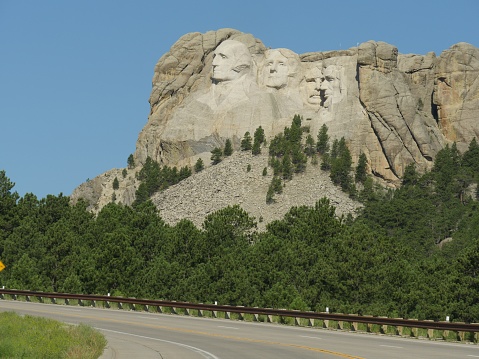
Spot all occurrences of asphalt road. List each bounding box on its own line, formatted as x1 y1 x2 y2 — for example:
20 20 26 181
1 300 477 358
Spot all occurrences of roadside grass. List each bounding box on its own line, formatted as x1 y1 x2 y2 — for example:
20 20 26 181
0 311 106 358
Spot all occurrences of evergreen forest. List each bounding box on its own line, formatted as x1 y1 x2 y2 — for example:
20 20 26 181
1 118 479 324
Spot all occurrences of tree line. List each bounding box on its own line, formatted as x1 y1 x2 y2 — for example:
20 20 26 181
1 126 479 323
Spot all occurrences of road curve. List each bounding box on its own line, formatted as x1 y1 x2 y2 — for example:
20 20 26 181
1 300 477 358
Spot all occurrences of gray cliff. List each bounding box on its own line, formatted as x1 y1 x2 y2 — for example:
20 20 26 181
71 29 479 223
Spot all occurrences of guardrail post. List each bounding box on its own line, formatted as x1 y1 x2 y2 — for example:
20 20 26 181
349 314 358 332
37 296 44 303
267 314 273 323
425 320 434 338
197 308 203 317
144 304 149 312
51 297 56 304
184 308 189 315
212 310 217 318
26 295 31 302
225 311 230 320
323 319 329 329
379 317 389 334
78 299 83 306
253 313 259 322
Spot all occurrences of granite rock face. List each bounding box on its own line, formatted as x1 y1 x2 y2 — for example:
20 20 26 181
71 29 479 218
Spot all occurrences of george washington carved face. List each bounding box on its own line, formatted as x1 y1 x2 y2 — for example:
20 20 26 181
211 40 251 82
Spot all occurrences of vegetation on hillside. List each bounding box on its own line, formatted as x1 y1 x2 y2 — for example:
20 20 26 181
0 311 106 358
1 125 479 324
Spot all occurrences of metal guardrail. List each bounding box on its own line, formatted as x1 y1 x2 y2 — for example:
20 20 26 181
1 288 478 341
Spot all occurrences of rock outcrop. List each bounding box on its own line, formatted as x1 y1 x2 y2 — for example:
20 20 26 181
151 151 361 232
71 29 479 223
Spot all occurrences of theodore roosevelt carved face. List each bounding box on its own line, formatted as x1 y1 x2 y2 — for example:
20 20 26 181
304 65 323 106
211 40 252 82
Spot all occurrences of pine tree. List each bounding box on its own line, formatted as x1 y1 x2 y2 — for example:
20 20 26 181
291 145 307 173
127 154 135 169
252 126 265 155
179 166 192 180
253 126 265 145
211 147 223 165
224 139 233 156
330 137 352 191
320 152 331 171
402 163 418 186
241 132 253 151
316 124 330 155
194 158 205 172
462 138 479 175
113 177 119 190
282 153 293 180
252 139 261 155
355 152 368 184
305 134 316 157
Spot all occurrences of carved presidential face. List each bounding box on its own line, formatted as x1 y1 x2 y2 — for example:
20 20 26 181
212 40 251 82
304 66 323 105
263 50 289 89
320 65 343 108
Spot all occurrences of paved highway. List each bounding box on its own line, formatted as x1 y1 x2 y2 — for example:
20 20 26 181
1 300 477 358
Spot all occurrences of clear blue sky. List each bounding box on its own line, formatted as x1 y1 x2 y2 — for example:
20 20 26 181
1 0 478 199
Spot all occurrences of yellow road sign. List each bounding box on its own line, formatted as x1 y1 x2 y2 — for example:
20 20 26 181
0 261 5 272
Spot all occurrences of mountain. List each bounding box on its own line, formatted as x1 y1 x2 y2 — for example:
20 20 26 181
71 28 479 225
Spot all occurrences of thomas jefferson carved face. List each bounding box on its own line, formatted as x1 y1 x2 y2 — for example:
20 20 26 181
263 49 301 90
212 40 251 82
263 50 289 89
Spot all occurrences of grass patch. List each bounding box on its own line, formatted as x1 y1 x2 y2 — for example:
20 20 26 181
0 311 106 359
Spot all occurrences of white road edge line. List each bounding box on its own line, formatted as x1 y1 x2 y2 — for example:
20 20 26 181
380 345 403 349
217 325 239 330
299 335 322 340
98 328 220 359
